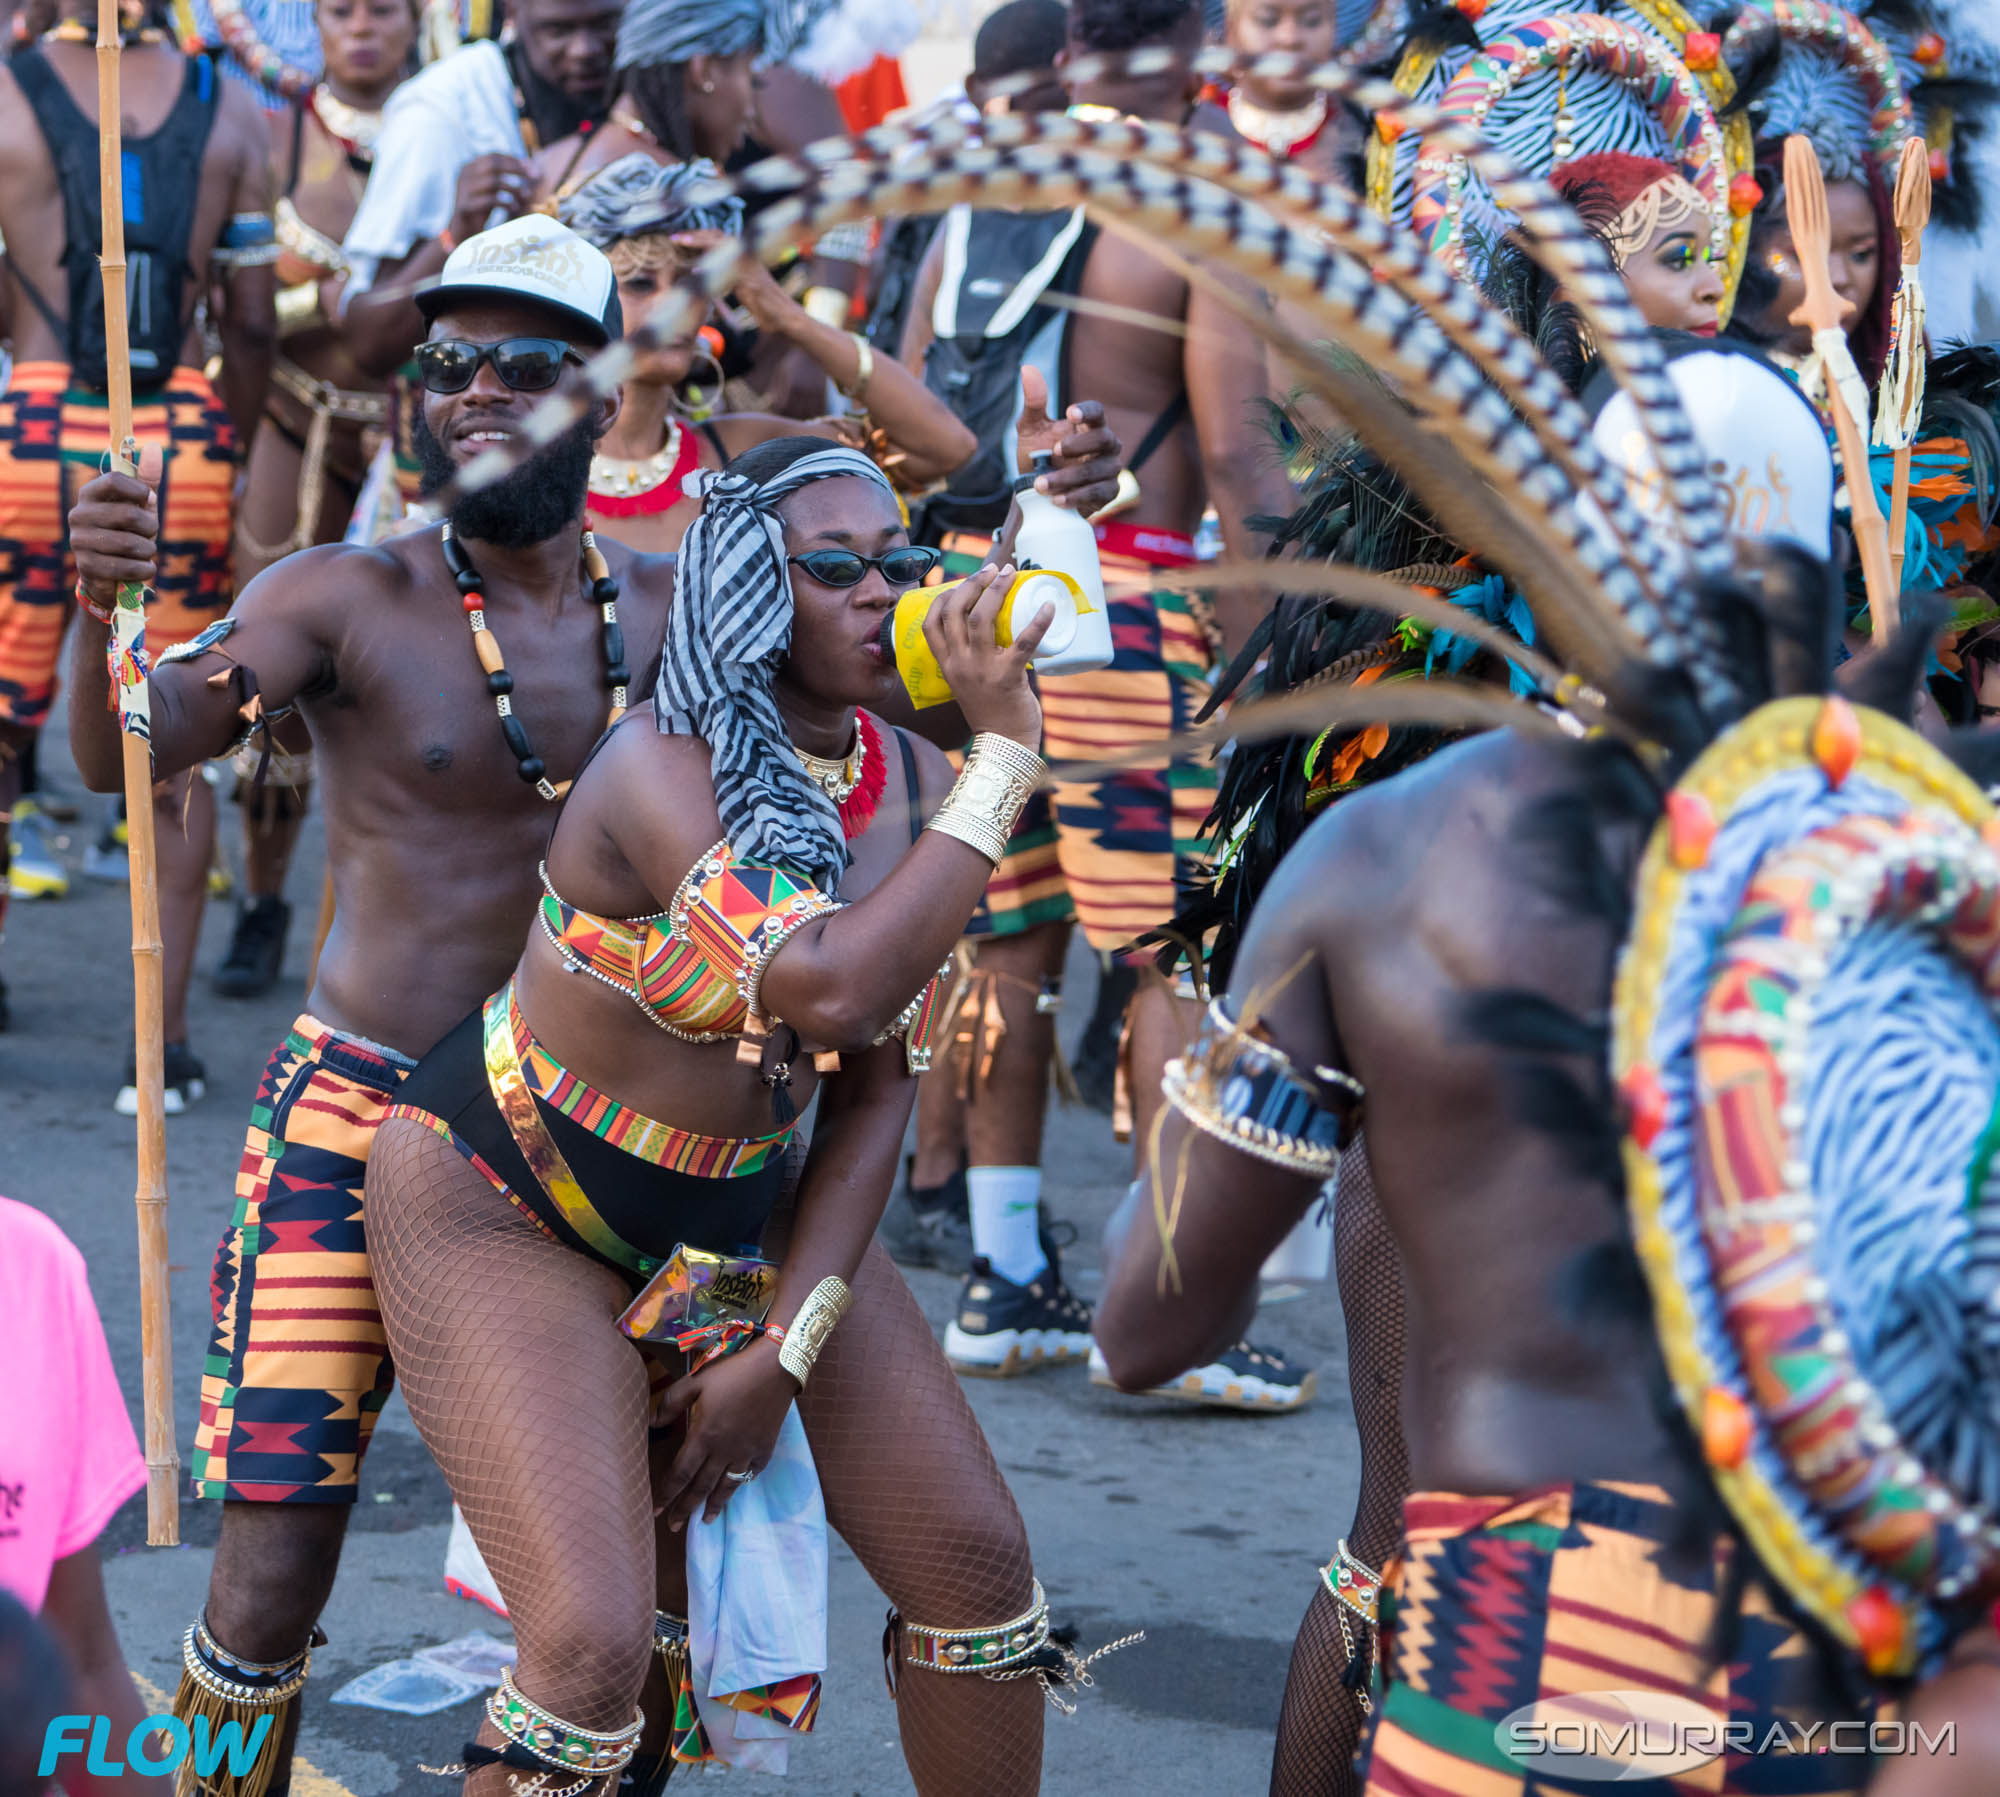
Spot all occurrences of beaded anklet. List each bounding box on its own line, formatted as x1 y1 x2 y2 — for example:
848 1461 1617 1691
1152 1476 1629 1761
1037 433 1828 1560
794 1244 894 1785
884 1582 1143 1714
1321 1540 1384 1713
179 1612 314 1705
486 1666 644 1780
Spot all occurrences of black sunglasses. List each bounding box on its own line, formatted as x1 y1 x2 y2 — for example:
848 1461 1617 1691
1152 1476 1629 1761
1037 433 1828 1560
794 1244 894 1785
786 546 942 589
416 337 580 395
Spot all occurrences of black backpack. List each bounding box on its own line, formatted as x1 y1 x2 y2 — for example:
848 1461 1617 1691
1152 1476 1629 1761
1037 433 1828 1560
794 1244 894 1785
10 47 220 393
917 204 1096 533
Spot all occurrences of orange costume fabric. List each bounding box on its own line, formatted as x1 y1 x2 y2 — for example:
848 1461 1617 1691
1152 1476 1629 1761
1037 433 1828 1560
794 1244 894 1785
0 361 235 729
1358 1482 1879 1795
944 522 1218 962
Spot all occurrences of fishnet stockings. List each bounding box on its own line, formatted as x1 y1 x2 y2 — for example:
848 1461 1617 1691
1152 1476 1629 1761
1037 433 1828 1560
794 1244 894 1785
1333 1141 1410 1571
782 1226 1046 1796
368 1120 655 1795
369 1124 1044 1795
1270 1139 1409 1797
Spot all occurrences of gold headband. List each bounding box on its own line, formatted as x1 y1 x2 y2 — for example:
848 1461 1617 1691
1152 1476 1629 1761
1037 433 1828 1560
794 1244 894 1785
1607 174 1710 268
605 232 694 281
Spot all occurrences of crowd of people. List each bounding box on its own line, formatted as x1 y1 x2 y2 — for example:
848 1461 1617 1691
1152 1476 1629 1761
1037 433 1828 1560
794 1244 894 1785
4 0 2000 1790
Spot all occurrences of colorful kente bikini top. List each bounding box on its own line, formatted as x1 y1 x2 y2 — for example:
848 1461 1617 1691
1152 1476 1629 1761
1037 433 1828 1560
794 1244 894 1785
537 839 949 1073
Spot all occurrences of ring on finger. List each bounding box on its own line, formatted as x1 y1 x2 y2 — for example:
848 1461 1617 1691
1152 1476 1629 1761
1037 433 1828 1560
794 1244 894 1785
724 1467 756 1485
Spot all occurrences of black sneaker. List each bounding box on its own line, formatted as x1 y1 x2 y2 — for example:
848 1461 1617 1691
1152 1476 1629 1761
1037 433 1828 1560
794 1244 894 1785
879 1155 974 1273
1071 959 1138 1114
213 895 292 998
1090 1338 1317 1413
115 1041 207 1116
945 1246 1095 1377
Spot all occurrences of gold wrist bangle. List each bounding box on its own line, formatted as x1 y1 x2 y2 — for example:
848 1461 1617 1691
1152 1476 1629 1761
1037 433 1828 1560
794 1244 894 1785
775 1274 853 1386
925 733 1046 867
837 331 874 405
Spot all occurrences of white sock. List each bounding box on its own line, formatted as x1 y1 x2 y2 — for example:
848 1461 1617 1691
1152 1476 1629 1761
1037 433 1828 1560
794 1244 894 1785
967 1166 1046 1285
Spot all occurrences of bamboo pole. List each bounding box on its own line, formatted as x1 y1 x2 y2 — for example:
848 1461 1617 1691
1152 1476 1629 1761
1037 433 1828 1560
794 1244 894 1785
97 0 179 1546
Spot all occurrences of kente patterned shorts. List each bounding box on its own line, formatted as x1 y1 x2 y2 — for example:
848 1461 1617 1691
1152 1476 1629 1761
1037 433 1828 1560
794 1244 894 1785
191 1017 413 1504
0 362 235 730
943 525 1219 962
1359 1481 1879 1795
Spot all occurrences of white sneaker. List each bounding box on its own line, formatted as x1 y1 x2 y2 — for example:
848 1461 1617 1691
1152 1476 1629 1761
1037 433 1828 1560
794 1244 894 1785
1088 1340 1317 1413
444 1505 509 1617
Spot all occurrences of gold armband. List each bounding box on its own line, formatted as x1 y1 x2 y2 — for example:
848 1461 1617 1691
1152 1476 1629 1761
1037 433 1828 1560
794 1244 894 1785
775 1274 852 1386
275 281 324 337
925 734 1046 867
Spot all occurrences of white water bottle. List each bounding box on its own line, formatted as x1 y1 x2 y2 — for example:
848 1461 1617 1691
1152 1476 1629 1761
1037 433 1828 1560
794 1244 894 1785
1009 452 1112 676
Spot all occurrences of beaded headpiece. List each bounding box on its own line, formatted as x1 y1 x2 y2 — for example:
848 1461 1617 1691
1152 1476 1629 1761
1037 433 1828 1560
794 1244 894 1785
1726 0 1916 184
1370 3 1754 306
1553 150 1709 265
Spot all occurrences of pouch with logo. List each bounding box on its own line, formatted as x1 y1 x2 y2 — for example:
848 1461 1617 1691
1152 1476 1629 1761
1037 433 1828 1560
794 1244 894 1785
617 1246 780 1369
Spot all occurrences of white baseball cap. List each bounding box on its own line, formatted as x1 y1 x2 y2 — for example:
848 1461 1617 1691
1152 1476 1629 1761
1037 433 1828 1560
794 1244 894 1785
1585 344 1835 557
417 215 624 346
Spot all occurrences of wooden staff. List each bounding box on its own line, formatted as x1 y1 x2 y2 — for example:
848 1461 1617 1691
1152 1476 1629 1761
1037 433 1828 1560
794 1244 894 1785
1886 137 1932 593
97 0 179 1546
1784 135 1898 639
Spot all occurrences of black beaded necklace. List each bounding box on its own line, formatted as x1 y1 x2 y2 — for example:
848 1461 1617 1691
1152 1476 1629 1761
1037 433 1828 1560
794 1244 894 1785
440 522 629 802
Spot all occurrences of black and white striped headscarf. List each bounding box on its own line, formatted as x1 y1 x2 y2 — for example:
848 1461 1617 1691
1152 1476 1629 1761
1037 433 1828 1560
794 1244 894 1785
656 446 899 893
557 154 745 249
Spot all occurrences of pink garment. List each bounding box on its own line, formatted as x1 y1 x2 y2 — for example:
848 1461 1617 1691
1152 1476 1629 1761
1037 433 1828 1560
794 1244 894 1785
0 1195 146 1612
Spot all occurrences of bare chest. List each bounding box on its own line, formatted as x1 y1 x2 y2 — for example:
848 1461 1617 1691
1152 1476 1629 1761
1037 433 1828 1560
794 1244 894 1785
308 591 640 823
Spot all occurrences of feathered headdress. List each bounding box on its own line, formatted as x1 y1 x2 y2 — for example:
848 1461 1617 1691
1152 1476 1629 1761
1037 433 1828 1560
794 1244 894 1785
392 54 2000 1679
1368 0 1756 305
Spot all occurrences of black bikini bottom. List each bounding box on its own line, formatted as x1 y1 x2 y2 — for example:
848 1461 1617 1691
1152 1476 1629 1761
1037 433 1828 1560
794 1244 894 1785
389 988 790 1282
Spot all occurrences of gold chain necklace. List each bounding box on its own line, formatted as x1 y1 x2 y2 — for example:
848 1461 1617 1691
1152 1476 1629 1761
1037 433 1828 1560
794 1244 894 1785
588 418 684 499
608 96 659 146
795 724 864 805
311 83 384 156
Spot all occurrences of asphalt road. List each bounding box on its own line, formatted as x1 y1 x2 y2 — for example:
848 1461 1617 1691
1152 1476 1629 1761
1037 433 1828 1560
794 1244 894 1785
2 743 1356 1797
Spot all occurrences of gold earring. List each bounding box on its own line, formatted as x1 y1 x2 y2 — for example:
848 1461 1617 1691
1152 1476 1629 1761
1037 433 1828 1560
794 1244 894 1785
674 347 726 421
700 79 715 93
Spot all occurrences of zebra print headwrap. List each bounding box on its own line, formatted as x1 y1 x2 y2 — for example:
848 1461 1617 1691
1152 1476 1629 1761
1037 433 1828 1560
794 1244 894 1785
655 445 899 893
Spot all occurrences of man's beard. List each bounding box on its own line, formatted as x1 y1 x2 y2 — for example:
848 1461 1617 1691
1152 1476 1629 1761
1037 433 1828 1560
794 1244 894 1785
414 411 598 551
506 40 603 143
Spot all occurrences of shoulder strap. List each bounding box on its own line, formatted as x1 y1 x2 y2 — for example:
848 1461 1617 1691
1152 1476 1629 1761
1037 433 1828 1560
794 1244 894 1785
894 727 921 844
286 100 307 196
1128 391 1191 477
8 45 98 335
700 421 729 464
8 262 68 341
8 45 90 135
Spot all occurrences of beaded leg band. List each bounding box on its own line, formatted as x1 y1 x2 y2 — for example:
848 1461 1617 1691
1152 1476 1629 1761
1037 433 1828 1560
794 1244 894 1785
1320 1541 1385 1714
171 1612 315 1797
483 1666 643 1790
883 1582 1144 1715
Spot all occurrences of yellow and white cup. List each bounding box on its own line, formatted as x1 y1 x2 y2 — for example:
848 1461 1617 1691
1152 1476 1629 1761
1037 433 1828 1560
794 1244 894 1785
888 568 1096 709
